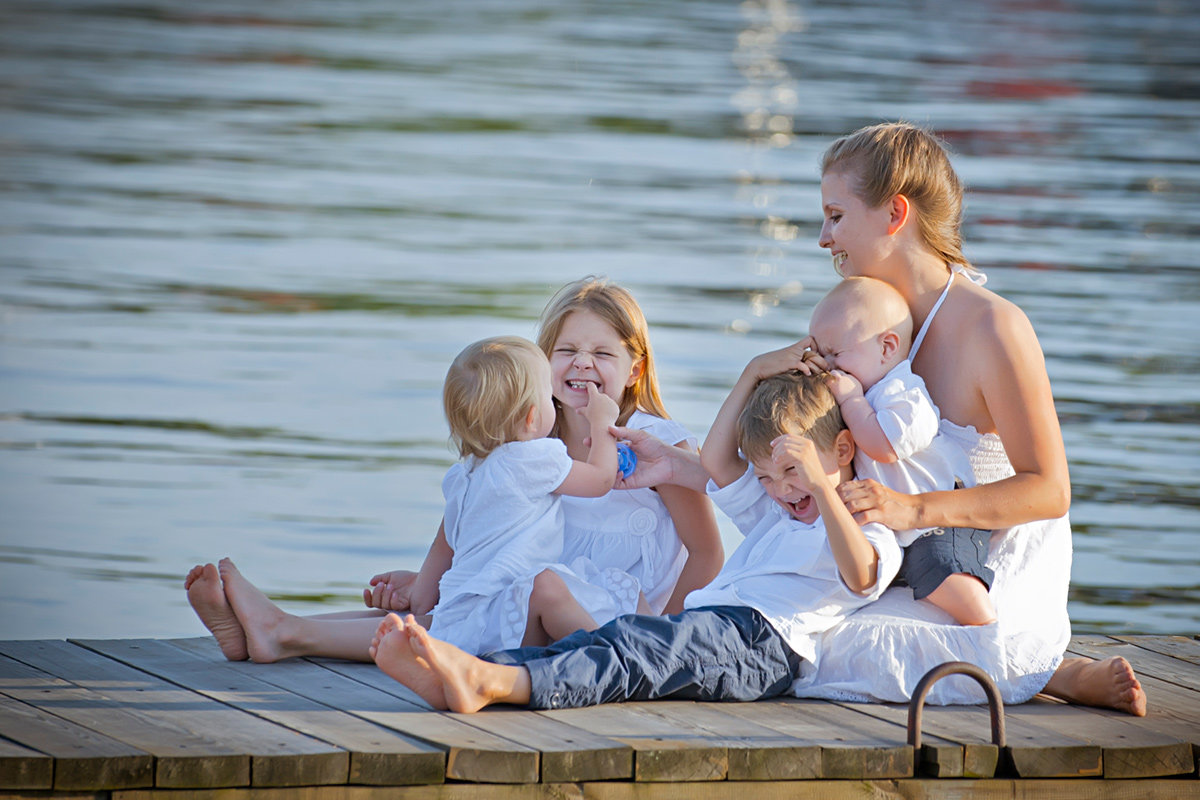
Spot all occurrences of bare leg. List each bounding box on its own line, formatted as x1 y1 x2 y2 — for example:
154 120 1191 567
369 614 447 709
404 616 532 713
523 570 597 647
218 558 382 663
923 574 996 626
185 563 248 661
1043 656 1147 716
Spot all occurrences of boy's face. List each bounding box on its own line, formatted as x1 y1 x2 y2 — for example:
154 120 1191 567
751 438 843 525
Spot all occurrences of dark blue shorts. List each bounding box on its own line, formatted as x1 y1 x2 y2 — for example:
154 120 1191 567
893 526 994 600
482 605 803 709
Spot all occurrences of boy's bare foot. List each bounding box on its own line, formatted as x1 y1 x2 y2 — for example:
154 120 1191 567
404 616 529 713
185 563 248 661
218 558 297 664
370 614 447 709
1045 656 1147 716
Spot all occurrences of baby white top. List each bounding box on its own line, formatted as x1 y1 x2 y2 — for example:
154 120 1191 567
430 437 643 655
856 359 974 546
686 466 902 665
793 267 1072 704
560 411 695 613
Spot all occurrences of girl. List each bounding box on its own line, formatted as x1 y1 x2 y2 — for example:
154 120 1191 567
366 277 724 620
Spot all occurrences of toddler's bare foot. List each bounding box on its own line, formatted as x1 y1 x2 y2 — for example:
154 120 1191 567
185 563 248 661
1047 656 1147 716
405 617 523 713
371 614 447 709
218 558 297 664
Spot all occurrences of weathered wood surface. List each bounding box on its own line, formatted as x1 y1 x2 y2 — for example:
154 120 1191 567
0 634 1195 796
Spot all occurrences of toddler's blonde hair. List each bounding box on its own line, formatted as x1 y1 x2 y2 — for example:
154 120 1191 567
738 371 845 466
822 121 974 273
443 336 546 460
537 276 668 426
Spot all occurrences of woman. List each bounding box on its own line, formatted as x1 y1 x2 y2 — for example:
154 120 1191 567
614 122 1144 714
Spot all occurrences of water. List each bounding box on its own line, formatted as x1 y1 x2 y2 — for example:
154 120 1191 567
1 0 1197 640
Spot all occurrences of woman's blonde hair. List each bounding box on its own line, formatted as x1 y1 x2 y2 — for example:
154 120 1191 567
443 336 545 460
822 122 973 272
738 371 844 466
536 276 669 426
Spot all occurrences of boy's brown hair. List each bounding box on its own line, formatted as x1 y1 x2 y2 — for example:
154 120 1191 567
737 371 845 465
443 336 545 460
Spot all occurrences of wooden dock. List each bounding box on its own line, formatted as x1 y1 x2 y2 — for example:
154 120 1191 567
1 634 1196 799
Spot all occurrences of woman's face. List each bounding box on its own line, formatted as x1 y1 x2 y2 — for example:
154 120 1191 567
818 170 894 279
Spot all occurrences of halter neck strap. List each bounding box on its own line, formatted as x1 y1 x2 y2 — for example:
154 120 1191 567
911 271 954 361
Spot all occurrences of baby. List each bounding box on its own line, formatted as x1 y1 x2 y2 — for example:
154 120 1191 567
807 276 996 625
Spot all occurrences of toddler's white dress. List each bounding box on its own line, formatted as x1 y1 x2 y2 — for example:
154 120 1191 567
561 411 695 613
429 438 640 655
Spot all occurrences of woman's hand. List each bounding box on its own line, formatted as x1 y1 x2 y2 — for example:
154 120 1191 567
363 570 417 611
836 478 922 531
608 425 709 492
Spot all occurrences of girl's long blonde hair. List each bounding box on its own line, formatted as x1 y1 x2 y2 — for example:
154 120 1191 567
822 121 974 273
536 276 669 428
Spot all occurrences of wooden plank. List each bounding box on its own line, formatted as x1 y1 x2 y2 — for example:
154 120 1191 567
0 735 52 791
1114 635 1200 667
468 708 632 783
1005 698 1192 778
98 780 1200 800
537 703 726 782
78 639 444 787
1071 635 1200 693
0 691 152 790
185 649 538 785
827 700 996 778
0 640 343 788
0 651 248 788
625 701 822 781
713 697 913 779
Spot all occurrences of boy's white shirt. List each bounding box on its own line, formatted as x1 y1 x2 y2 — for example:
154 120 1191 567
685 465 902 665
856 360 975 546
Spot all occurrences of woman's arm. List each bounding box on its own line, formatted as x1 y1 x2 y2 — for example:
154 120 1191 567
655 440 725 615
839 300 1070 530
608 425 710 492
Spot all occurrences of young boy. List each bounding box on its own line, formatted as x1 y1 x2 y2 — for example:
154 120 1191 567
367 367 902 712
806 277 995 625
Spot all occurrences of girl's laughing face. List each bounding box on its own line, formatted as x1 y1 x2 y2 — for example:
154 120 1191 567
548 309 641 413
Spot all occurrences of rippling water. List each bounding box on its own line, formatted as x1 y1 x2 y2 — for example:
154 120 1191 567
1 0 1197 639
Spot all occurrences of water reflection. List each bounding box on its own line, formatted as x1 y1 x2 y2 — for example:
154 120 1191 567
0 0 1197 638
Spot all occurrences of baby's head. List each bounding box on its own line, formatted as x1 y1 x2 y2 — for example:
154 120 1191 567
737 371 853 522
809 277 913 391
443 336 553 459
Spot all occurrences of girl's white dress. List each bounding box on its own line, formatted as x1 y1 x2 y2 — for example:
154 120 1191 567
429 438 641 655
792 269 1072 705
560 411 694 614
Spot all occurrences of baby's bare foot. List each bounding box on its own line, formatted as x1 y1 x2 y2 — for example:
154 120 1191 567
1050 656 1147 716
405 617 507 713
218 558 296 663
371 614 447 709
185 563 248 661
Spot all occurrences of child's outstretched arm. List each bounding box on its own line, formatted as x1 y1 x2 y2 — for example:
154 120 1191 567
556 384 620 497
772 434 880 594
825 370 898 463
702 346 810 488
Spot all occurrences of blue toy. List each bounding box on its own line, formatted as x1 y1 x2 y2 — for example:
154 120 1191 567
616 441 638 479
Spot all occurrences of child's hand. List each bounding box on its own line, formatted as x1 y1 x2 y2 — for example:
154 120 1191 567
746 339 821 382
363 570 417 611
824 369 863 404
580 382 620 427
771 433 830 493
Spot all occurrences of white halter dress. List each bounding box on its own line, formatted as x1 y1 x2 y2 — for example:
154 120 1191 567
792 269 1073 704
